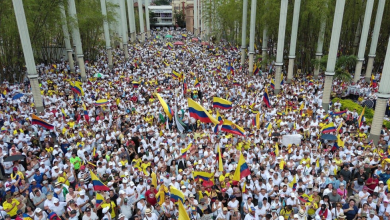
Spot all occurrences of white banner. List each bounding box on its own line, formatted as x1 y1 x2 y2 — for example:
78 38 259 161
281 134 302 146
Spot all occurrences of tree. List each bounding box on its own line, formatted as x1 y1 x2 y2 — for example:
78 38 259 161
149 11 157 26
312 55 357 81
173 10 185 28
154 0 170 5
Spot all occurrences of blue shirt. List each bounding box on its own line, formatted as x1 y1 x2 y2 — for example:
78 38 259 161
342 204 358 220
33 173 44 184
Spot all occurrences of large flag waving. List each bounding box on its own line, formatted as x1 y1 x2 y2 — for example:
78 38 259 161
188 98 219 124
263 88 271 108
31 114 54 130
170 185 185 204
232 153 251 183
156 185 169 205
156 93 174 120
178 200 190 220
221 120 246 136
90 171 110 191
213 97 232 109
321 122 336 134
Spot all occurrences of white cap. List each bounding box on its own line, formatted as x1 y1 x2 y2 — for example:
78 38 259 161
79 190 86 196
119 190 125 194
53 166 59 170
130 181 135 186
53 198 59 203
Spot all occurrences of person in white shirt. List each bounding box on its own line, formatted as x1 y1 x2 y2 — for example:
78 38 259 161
82 207 99 220
144 208 158 220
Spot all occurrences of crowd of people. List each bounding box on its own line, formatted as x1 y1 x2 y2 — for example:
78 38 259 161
0 29 388 220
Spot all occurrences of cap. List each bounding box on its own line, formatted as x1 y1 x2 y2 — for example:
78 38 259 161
223 207 228 211
145 208 152 214
85 207 91 212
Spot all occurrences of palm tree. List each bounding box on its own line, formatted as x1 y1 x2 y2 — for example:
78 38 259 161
312 55 357 81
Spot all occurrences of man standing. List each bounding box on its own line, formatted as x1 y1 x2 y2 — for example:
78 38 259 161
145 184 158 206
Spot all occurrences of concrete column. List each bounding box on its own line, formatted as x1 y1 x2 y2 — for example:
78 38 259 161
369 35 390 144
127 0 136 42
145 0 150 37
322 0 346 111
240 0 248 66
101 0 113 68
262 28 268 72
13 0 44 113
365 0 386 82
119 0 129 59
248 0 257 75
138 0 145 42
59 3 75 73
286 0 301 83
115 0 123 48
353 0 374 83
274 0 288 94
314 2 328 79
68 0 87 81
194 0 198 35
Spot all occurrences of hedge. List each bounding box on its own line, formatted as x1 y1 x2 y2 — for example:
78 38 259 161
332 98 390 129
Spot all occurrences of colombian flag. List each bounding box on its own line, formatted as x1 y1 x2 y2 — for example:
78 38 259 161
95 193 104 207
188 98 219 124
270 79 275 89
332 110 347 116
193 171 214 182
280 73 284 85
221 120 245 136
183 76 188 94
94 99 109 106
321 122 336 134
31 114 54 130
216 110 223 124
233 81 240 86
213 97 232 109
323 114 329 122
253 63 260 75
194 77 200 87
170 185 185 204
263 88 271 108
167 42 173 49
181 34 187 39
252 112 260 129
232 153 251 183
217 145 223 171
156 93 174 120
181 143 192 159
132 81 140 88
156 185 169 206
299 102 304 115
82 103 90 124
171 70 182 80
71 81 84 96
288 175 297 191
358 107 365 128
90 171 110 191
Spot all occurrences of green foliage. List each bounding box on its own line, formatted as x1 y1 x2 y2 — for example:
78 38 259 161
173 10 185 28
331 98 374 125
312 55 357 81
149 11 157 25
0 0 117 83
154 0 170 6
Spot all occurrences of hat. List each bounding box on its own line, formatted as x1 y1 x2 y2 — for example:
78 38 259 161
145 208 152 214
370 210 376 215
291 193 296 198
223 207 228 211
79 190 86 196
298 209 306 217
119 190 125 194
85 207 91 212
221 188 227 192
230 195 236 199
189 194 195 198
249 206 256 212
53 198 59 203
361 213 367 218
379 181 384 184
35 208 42 213
181 186 186 189
102 207 110 214
13 167 17 171
118 213 125 218
129 181 135 186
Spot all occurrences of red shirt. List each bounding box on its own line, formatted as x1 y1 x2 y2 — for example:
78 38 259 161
366 177 379 192
145 188 158 205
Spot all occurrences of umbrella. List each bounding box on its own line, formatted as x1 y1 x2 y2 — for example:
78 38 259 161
362 99 375 109
191 38 198 42
12 93 24 100
173 41 184 45
93 73 103 78
165 34 173 38
201 42 209 45
320 134 337 141
4 155 25 162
